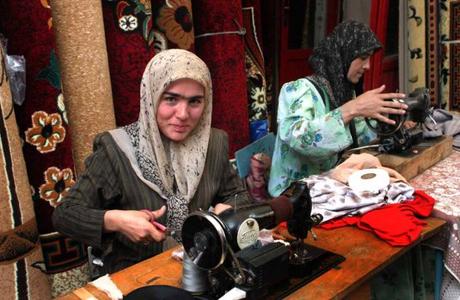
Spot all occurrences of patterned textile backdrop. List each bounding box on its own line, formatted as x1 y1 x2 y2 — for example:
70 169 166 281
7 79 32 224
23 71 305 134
193 0 250 155
407 1 426 99
440 0 451 109
426 0 440 107
406 0 440 107
260 1 279 133
0 41 52 300
438 0 460 111
102 0 157 126
450 1 460 111
0 1 87 285
153 0 195 52
242 0 268 142
102 0 195 126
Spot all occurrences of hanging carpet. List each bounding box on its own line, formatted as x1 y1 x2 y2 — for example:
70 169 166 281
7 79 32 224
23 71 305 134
193 0 250 155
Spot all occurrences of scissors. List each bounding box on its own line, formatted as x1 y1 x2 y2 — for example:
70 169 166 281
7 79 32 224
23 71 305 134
140 209 178 238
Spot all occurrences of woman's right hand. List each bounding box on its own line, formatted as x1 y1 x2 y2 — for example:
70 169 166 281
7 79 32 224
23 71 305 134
341 85 407 124
103 206 166 244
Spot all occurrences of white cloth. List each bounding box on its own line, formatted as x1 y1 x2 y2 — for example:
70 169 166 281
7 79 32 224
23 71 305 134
302 174 415 223
89 274 123 300
219 287 247 300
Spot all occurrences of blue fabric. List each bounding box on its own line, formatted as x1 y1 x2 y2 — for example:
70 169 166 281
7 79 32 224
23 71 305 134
235 132 275 178
434 249 443 300
250 119 269 142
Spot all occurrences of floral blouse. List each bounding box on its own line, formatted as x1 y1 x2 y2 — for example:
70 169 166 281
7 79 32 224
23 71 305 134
268 78 376 196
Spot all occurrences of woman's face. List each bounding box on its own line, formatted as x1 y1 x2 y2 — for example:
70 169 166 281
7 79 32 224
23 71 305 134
347 55 371 84
156 78 205 142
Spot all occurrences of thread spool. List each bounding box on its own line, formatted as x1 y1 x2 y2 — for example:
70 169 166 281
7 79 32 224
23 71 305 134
347 168 390 194
181 252 209 295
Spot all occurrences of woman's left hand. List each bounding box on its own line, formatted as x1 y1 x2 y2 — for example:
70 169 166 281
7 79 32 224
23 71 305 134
214 203 232 215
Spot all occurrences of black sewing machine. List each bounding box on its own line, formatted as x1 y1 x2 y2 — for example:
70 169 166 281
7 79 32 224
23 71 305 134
365 87 432 153
180 182 344 300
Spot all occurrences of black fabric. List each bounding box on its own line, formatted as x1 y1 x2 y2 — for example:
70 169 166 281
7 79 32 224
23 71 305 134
125 285 194 300
309 20 382 109
348 119 359 148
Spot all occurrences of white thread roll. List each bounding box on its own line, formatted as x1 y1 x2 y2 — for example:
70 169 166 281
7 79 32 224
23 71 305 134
347 168 390 193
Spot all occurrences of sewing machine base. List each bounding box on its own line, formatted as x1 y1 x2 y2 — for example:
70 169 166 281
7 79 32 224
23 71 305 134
195 244 344 300
368 136 453 180
264 244 345 300
378 129 424 153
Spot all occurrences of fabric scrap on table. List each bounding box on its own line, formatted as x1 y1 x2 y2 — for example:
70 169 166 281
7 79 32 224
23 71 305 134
320 190 435 246
89 274 123 300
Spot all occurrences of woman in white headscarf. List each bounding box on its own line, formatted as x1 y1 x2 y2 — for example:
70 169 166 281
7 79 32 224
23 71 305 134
53 49 251 274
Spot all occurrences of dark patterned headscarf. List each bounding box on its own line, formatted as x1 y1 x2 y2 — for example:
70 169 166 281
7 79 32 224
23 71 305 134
309 20 382 109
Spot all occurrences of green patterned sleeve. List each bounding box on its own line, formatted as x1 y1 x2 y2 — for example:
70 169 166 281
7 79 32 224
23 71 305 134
277 79 354 159
354 117 378 146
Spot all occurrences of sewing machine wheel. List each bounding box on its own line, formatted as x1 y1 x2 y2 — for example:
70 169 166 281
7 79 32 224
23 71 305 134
182 211 227 270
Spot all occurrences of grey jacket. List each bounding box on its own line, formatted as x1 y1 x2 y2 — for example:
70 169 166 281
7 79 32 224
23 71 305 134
52 128 250 273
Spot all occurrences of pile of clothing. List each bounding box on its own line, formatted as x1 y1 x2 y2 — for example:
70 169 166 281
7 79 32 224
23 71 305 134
303 153 435 246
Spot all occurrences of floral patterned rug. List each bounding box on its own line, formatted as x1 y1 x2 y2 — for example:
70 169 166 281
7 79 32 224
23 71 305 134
410 150 460 216
410 149 460 298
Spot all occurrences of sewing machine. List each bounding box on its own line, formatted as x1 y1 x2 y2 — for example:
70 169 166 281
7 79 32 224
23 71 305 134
180 182 344 299
366 87 432 153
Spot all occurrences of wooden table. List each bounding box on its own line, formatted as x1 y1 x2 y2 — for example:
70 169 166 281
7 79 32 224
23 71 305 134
59 217 445 300
367 136 453 181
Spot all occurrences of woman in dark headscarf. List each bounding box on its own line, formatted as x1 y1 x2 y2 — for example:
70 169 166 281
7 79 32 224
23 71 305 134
269 20 408 197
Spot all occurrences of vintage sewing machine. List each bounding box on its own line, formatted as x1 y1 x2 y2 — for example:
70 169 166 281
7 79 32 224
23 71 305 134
365 87 432 153
180 182 344 299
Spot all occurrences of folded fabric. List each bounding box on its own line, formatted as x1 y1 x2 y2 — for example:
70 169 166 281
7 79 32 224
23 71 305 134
329 153 407 184
320 190 435 246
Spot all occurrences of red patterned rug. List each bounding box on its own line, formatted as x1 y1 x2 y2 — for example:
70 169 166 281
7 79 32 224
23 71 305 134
193 0 250 155
426 0 440 107
0 0 86 273
102 0 156 126
243 0 269 141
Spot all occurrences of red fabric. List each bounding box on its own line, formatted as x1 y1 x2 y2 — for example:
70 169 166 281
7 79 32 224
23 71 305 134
320 190 435 246
192 0 250 156
102 1 156 126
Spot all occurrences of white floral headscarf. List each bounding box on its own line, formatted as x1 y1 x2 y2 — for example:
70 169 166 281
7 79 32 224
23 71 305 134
110 49 212 239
